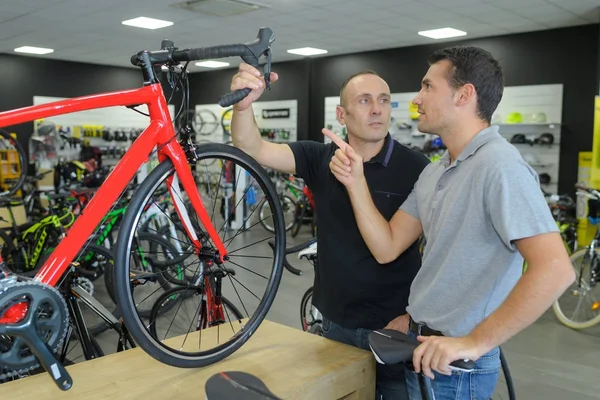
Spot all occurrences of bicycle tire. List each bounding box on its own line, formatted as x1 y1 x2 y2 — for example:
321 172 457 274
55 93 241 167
552 247 600 329
114 143 285 368
290 204 305 238
148 287 243 339
220 108 233 136
105 232 184 318
300 286 313 332
0 129 26 197
258 195 295 232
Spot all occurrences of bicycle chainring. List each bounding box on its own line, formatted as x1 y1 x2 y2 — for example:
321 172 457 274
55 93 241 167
0 279 69 381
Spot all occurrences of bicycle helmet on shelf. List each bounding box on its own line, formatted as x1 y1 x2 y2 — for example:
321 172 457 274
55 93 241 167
537 132 554 145
527 112 547 124
510 133 526 144
506 112 523 124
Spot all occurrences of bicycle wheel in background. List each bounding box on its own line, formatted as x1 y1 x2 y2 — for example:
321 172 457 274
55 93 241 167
258 195 295 232
193 109 219 136
0 128 27 197
220 108 233 136
552 247 600 329
114 142 285 368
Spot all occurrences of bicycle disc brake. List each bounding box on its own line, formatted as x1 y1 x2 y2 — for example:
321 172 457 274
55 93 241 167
0 279 71 390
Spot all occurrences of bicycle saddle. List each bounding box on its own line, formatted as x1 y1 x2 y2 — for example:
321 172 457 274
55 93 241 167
368 329 475 372
298 242 317 260
205 371 281 400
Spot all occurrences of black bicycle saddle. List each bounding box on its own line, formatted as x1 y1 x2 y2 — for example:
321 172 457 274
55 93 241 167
369 329 420 365
205 371 281 400
368 329 476 372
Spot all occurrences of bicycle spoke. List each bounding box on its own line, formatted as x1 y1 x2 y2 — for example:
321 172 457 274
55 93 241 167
227 236 273 255
226 259 270 280
227 254 274 260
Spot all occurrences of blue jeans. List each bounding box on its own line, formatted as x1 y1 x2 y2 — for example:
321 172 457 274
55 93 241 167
404 330 501 400
321 316 408 400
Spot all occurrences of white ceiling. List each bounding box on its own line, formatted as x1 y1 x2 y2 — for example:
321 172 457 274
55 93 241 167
0 0 598 71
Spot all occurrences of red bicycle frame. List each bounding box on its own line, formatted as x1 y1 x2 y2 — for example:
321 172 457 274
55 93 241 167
0 83 227 291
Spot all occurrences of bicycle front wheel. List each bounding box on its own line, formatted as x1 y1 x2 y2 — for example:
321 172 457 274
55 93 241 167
114 143 286 368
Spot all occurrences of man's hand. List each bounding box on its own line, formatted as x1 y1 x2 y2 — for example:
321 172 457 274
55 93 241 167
323 128 364 188
384 314 409 334
412 335 484 379
230 63 279 111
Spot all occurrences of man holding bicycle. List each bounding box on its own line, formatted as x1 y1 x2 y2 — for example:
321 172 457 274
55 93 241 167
326 46 575 399
229 65 429 399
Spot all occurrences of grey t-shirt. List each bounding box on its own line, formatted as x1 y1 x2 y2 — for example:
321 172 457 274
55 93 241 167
401 125 558 337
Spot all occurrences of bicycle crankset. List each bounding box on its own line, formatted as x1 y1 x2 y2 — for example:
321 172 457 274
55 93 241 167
0 279 71 390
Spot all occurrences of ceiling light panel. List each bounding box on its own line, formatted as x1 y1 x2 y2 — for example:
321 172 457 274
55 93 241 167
195 60 230 68
14 46 54 54
121 17 174 30
287 47 328 56
418 27 467 39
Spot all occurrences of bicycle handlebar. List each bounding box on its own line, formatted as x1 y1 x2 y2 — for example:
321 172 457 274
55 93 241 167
130 27 275 108
575 183 600 200
283 238 317 254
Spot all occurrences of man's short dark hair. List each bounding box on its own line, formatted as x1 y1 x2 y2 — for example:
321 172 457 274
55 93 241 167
428 46 504 123
339 70 380 106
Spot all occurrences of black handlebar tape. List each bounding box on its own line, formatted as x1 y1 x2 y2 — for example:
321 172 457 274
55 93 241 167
219 88 251 108
175 44 252 63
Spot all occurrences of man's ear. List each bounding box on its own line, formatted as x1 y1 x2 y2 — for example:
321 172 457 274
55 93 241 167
456 83 476 107
336 105 346 126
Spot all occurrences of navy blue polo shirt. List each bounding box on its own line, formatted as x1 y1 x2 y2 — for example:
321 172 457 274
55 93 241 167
288 133 430 329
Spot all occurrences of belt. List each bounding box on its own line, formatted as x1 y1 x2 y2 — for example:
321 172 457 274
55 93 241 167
408 316 444 337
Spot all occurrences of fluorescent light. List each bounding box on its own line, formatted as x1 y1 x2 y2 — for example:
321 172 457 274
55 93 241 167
287 47 328 56
121 16 173 30
418 27 467 39
14 46 54 55
195 60 230 68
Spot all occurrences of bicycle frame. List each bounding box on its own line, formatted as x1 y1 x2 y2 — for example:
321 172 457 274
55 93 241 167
0 83 226 321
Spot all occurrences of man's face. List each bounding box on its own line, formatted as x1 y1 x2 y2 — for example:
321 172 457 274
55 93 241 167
337 74 391 142
412 60 458 135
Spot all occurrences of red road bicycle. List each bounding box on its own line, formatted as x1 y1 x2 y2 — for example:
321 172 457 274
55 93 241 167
0 27 285 390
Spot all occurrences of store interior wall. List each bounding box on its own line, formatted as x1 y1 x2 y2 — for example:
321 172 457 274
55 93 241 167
0 54 182 158
0 24 597 194
188 59 311 141
309 24 599 195
190 23 598 195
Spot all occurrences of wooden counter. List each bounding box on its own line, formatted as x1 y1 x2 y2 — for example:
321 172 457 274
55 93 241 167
0 319 376 399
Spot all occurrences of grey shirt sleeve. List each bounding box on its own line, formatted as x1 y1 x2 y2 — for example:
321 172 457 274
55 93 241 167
400 187 420 220
485 159 558 251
